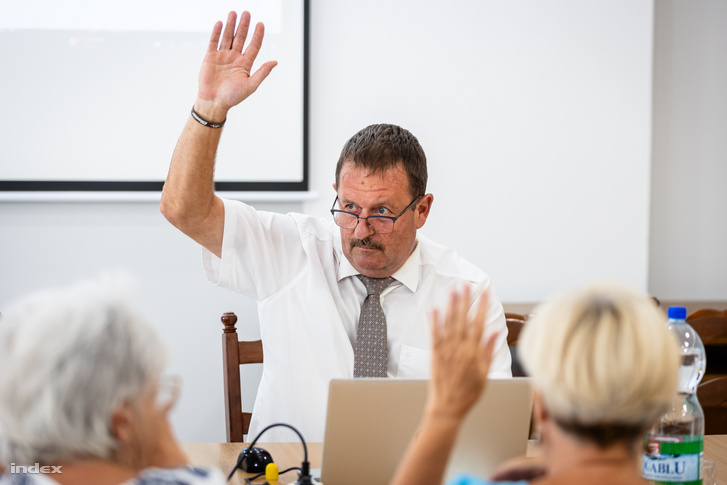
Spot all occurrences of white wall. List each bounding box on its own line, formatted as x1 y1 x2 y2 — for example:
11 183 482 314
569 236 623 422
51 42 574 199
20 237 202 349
305 0 655 300
1 0 723 444
649 0 727 299
0 200 296 442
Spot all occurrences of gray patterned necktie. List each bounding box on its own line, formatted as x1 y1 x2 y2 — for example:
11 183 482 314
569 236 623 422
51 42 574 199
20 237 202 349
354 275 395 377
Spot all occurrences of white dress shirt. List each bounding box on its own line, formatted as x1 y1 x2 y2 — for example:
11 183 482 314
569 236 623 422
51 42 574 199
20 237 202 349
203 199 511 442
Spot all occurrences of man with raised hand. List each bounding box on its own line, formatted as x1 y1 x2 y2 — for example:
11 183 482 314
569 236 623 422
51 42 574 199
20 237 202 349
161 10 511 442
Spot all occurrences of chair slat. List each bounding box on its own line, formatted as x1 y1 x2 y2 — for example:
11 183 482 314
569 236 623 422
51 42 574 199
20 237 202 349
220 312 263 442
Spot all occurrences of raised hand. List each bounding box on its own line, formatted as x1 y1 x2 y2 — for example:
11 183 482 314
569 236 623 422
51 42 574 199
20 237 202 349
427 286 498 421
195 11 277 120
390 288 499 485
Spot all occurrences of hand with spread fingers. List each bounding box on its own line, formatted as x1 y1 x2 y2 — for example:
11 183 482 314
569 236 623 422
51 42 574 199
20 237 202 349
391 287 498 485
195 10 278 121
162 10 278 258
427 286 498 421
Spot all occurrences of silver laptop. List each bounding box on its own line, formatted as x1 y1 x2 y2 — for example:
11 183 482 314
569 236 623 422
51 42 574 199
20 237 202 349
319 378 533 485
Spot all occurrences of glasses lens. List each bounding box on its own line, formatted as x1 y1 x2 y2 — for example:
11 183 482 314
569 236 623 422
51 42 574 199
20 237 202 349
368 217 394 234
333 211 358 229
156 375 182 410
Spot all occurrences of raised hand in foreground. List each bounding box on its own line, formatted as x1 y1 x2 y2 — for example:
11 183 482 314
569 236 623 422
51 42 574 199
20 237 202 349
390 287 498 485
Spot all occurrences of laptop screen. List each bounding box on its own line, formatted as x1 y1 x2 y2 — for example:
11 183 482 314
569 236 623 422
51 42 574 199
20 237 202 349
320 378 533 485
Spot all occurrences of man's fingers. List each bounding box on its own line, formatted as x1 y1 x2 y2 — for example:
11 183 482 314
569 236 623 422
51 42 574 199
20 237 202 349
220 11 237 50
243 22 266 62
207 21 223 52
248 60 278 91
232 11 251 52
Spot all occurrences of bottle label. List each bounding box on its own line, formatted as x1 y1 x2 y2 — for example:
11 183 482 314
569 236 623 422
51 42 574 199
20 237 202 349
642 434 703 484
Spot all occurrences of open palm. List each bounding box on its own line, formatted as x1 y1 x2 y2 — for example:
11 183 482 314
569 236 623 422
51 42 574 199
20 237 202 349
429 287 497 420
197 11 277 112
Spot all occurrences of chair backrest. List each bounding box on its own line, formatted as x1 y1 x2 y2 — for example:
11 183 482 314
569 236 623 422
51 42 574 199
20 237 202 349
221 312 263 442
504 313 528 346
697 376 727 435
505 313 530 377
686 309 727 345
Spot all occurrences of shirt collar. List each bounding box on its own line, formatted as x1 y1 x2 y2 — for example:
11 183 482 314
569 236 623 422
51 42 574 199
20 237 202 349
336 240 421 293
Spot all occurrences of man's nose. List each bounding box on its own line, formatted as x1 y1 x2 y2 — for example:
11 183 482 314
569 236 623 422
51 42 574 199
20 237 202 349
353 217 375 239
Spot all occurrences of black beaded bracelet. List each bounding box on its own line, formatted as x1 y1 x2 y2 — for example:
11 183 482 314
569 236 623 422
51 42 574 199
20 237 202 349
190 106 226 129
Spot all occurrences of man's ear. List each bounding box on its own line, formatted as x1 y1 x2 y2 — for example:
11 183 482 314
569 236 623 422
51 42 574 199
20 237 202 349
332 183 337 192
414 194 434 229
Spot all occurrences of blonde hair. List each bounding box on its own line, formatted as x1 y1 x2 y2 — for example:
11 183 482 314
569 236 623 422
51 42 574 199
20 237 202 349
519 282 679 443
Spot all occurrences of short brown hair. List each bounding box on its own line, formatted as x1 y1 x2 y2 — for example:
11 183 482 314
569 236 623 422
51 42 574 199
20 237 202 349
335 124 427 198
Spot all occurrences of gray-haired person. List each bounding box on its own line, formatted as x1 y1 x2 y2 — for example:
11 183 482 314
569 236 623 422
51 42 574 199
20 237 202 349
0 280 225 484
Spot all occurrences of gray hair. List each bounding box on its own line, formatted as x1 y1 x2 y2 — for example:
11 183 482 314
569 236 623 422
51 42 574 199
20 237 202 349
0 278 166 465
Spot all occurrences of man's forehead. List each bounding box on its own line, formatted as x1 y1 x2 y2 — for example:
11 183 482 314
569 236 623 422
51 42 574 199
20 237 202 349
339 159 406 177
338 194 397 207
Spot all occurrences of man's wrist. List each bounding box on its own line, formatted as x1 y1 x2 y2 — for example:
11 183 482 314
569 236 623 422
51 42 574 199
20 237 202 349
192 99 229 125
191 107 225 129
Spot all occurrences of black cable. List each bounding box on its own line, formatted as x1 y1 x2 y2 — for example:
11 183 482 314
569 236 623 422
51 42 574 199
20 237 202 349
227 423 310 483
242 471 265 482
240 467 302 485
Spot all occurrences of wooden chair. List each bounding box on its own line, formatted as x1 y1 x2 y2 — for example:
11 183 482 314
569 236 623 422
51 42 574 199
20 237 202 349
686 309 727 345
505 313 528 345
505 313 530 377
687 309 727 382
697 376 727 435
221 312 263 442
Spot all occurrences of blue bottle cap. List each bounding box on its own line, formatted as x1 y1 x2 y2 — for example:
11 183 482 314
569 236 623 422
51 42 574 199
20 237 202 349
667 306 687 319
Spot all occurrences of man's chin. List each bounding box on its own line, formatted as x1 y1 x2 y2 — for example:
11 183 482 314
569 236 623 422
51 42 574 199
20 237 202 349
349 253 387 276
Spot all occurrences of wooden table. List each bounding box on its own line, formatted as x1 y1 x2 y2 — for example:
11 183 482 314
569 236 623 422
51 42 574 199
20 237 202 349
183 441 321 484
183 435 727 484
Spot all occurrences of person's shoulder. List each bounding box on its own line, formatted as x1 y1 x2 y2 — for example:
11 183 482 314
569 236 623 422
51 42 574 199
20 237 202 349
220 197 336 241
447 473 528 485
417 234 489 282
0 474 58 485
131 466 227 485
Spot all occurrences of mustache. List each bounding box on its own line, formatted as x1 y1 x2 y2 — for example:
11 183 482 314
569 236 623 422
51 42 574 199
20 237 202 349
350 237 384 251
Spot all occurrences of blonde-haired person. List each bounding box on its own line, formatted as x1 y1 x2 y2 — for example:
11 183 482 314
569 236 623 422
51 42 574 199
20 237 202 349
0 280 225 484
391 282 680 485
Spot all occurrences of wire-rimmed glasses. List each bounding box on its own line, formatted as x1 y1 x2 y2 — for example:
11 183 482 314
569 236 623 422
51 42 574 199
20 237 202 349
330 196 421 234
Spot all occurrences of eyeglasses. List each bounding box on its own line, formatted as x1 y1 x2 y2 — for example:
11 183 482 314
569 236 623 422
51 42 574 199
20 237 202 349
155 374 182 411
330 196 421 234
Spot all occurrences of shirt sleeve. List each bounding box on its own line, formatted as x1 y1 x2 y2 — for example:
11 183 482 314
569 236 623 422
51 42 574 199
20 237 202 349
202 198 311 301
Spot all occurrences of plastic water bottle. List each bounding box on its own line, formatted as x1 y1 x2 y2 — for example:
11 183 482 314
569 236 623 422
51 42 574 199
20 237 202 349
643 306 706 484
